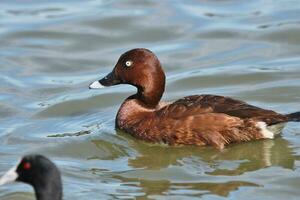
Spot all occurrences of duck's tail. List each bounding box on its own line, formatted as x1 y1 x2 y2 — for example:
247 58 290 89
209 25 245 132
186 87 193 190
286 112 300 122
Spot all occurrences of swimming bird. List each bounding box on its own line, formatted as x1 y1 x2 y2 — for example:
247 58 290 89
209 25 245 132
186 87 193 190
0 154 62 200
89 48 300 149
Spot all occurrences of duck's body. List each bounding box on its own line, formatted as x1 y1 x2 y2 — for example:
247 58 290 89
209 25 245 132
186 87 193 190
116 95 290 149
90 48 300 149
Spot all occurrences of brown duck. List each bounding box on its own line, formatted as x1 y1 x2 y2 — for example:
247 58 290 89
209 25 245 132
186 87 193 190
89 48 300 149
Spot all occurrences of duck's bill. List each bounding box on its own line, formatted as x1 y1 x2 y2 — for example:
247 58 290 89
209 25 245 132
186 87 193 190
89 71 121 89
89 80 105 89
0 166 18 185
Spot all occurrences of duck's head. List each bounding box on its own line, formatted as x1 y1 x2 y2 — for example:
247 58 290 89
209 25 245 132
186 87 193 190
90 48 166 107
0 154 62 200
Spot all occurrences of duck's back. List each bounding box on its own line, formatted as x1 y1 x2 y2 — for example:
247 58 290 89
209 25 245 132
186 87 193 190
157 95 288 125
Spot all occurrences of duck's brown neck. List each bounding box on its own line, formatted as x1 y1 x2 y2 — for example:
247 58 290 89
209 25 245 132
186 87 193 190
131 76 165 108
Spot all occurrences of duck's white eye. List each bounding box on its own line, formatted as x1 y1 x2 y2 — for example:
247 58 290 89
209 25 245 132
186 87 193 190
125 60 133 67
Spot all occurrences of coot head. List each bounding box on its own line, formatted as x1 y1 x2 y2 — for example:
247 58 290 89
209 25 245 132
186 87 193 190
0 154 62 200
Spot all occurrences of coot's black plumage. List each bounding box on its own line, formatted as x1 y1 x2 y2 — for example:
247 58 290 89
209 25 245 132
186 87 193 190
0 154 62 200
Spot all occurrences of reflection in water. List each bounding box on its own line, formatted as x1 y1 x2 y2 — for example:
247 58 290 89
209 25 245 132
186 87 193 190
122 132 297 172
206 138 297 175
111 176 258 198
0 192 34 200
89 131 298 198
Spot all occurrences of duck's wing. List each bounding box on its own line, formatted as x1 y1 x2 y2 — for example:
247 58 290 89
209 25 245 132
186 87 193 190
157 95 288 125
151 112 266 150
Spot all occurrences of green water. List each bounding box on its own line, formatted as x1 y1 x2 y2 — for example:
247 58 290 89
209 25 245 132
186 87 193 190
0 0 300 199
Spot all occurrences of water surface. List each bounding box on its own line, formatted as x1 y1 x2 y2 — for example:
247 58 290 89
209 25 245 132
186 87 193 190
0 0 300 199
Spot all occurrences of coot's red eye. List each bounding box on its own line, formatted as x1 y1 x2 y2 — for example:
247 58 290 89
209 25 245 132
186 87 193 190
23 162 31 170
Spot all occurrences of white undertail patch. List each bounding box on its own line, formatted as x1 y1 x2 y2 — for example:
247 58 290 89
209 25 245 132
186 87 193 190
256 122 274 139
